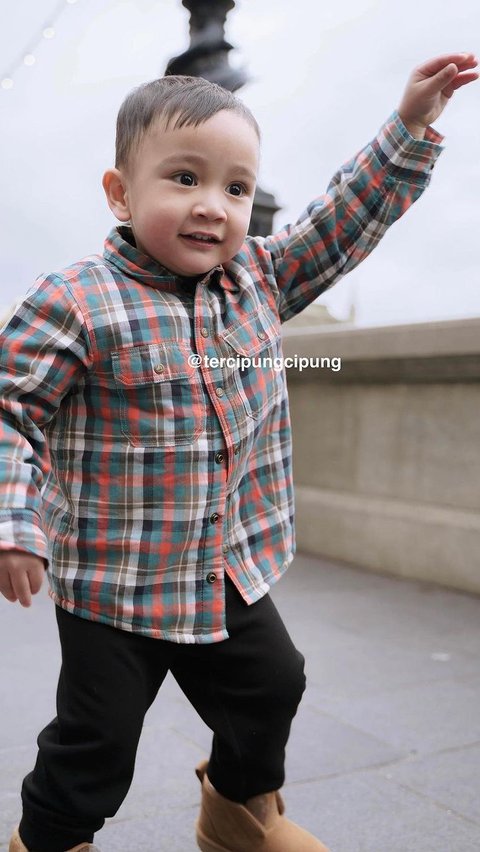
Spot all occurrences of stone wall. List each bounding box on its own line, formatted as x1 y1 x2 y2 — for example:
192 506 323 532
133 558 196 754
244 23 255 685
282 318 480 594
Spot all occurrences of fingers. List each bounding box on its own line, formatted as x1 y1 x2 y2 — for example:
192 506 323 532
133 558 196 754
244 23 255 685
450 71 480 90
28 563 44 596
10 570 33 607
0 573 17 603
442 69 480 100
0 554 45 607
418 58 479 102
417 52 478 77
13 565 44 606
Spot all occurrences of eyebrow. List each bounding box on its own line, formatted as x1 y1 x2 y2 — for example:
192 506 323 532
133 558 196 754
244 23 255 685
161 153 257 181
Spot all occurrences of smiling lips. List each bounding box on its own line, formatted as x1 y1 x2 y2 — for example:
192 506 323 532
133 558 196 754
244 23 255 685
181 232 221 245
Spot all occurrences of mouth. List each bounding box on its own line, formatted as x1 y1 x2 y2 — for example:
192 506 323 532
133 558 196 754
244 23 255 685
180 232 221 247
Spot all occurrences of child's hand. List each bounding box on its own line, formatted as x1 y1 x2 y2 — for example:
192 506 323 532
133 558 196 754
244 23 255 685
398 52 478 139
0 551 45 607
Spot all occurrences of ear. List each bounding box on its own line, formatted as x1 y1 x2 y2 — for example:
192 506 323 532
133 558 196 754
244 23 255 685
102 168 131 222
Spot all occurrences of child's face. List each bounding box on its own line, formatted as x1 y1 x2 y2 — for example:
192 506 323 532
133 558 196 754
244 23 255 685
112 110 260 277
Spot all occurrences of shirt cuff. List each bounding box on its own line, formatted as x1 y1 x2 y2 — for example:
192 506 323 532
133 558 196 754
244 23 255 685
0 512 49 566
0 543 31 552
375 109 445 186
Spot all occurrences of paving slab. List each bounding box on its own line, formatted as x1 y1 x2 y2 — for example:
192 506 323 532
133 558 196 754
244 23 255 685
1 552 480 851
299 622 480 704
383 743 480 826
308 676 480 756
284 772 480 852
284 704 404 783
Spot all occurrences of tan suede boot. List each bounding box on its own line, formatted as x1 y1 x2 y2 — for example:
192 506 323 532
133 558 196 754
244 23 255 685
9 826 101 852
195 761 330 852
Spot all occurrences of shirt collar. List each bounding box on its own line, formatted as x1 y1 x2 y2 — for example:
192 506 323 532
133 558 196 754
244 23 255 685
103 225 238 292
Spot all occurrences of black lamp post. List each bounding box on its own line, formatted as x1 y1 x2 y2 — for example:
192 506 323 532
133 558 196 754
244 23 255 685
165 0 280 237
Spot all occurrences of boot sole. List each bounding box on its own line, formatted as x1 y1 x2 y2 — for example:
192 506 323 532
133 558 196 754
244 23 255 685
197 821 331 852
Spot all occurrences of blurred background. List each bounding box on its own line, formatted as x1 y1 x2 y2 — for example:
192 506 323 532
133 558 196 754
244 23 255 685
0 0 479 326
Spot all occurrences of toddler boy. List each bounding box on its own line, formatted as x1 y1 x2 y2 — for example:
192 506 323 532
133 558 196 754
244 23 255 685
1 54 477 852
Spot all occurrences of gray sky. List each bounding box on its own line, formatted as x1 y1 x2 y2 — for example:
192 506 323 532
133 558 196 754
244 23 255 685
1 0 479 326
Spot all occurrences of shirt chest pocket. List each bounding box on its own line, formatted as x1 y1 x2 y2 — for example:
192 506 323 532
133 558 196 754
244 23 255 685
111 342 205 447
220 306 283 420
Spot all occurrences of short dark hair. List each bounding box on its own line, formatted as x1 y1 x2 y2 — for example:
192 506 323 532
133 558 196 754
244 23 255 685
115 75 261 171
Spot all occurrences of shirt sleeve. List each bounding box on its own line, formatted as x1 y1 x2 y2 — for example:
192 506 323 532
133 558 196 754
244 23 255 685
246 110 444 323
0 542 35 552
0 274 93 564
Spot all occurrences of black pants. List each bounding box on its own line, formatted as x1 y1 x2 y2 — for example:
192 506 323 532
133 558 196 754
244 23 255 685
19 576 306 851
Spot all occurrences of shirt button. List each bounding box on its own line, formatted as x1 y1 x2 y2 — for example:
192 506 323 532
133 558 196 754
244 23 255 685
233 445 240 455
206 572 217 584
153 363 164 374
222 544 229 554
215 387 225 397
214 451 225 464
210 512 220 523
257 331 267 341
201 327 209 337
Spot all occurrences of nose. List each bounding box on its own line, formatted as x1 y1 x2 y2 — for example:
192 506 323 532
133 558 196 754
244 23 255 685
191 191 227 222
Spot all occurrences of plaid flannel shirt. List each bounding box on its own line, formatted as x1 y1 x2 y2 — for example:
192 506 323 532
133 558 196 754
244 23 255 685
0 112 443 642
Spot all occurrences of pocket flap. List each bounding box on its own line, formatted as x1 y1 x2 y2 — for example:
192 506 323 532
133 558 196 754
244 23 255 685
221 306 280 357
112 341 195 386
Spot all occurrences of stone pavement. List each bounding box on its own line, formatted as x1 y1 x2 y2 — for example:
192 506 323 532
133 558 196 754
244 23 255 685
1 553 480 852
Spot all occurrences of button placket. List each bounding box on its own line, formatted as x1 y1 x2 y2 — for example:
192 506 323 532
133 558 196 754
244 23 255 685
195 291 234 444
219 306 282 421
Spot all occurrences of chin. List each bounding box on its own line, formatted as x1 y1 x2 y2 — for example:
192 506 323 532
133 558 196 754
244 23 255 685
183 263 218 277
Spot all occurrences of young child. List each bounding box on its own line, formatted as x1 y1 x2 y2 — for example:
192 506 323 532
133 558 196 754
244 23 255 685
1 54 477 852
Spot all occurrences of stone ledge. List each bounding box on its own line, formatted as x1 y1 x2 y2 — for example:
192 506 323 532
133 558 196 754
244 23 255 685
282 318 480 383
294 485 480 595
286 354 480 383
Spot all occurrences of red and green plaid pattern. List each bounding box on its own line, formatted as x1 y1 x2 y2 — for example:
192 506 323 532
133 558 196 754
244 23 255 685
0 112 443 642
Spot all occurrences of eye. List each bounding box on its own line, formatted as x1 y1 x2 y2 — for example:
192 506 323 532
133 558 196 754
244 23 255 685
173 172 197 187
227 182 247 197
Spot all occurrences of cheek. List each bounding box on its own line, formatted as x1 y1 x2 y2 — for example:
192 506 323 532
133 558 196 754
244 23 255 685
230 209 252 241
138 205 178 237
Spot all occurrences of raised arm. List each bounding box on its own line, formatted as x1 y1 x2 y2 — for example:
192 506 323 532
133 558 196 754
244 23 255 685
244 53 477 323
